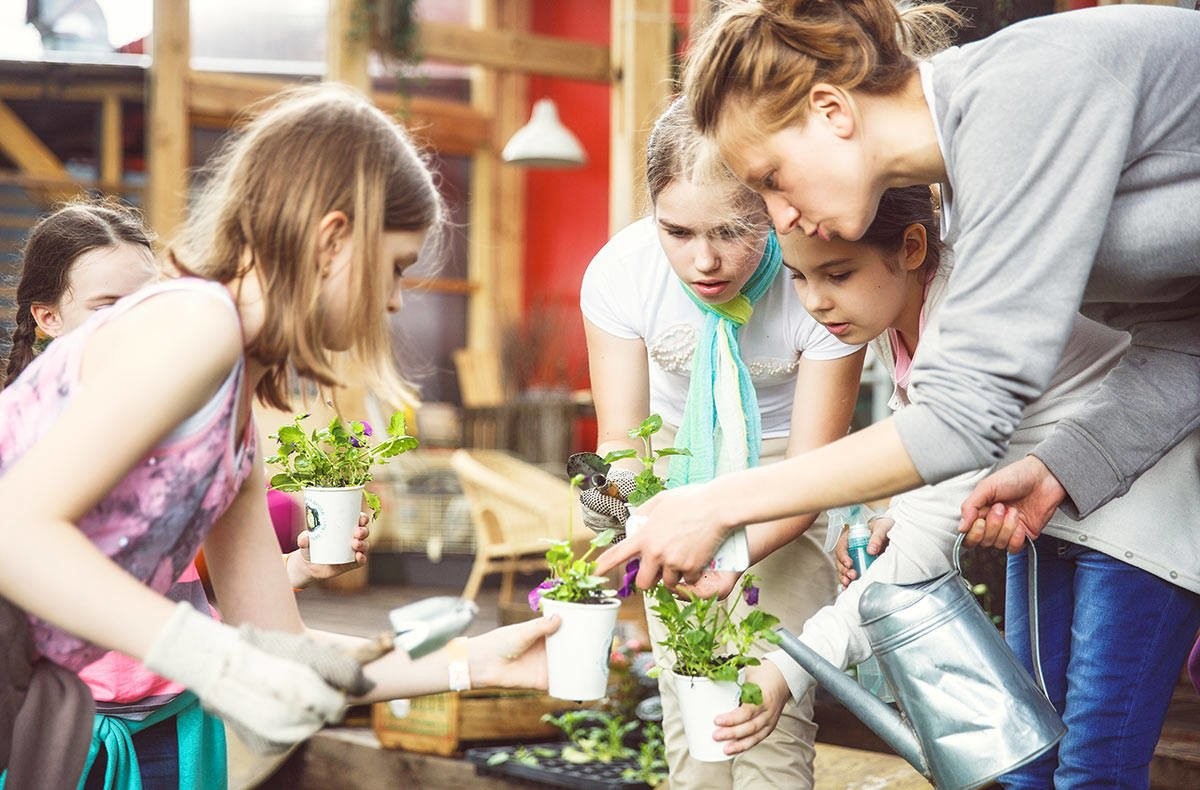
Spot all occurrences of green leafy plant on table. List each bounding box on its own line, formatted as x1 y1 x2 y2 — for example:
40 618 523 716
543 710 637 764
622 722 667 786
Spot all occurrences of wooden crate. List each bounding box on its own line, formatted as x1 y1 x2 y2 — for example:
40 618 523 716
372 689 576 757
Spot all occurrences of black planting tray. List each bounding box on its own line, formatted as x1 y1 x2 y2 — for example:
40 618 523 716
466 742 653 790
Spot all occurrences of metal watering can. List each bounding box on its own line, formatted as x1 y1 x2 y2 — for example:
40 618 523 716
777 535 1064 790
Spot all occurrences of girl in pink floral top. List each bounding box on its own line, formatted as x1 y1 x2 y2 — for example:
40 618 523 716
0 85 561 787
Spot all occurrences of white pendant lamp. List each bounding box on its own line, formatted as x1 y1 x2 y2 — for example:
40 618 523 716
502 98 587 169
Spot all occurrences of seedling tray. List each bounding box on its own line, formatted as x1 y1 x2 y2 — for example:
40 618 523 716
466 742 653 790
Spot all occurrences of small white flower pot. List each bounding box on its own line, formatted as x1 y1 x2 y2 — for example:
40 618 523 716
302 485 364 565
539 596 620 701
671 669 743 762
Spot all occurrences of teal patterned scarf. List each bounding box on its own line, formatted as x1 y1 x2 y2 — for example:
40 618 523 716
668 231 781 486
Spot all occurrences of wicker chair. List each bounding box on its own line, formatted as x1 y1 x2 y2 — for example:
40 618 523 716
450 448 591 606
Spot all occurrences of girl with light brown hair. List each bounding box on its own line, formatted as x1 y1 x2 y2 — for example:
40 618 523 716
0 85 560 787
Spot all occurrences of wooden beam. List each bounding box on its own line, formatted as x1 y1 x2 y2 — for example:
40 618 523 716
147 0 190 238
0 100 78 204
467 0 530 356
609 0 672 233
185 70 489 157
327 0 371 93
0 100 71 178
99 93 123 190
0 81 143 103
421 20 611 83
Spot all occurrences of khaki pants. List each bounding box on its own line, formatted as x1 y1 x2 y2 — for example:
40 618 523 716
647 434 836 789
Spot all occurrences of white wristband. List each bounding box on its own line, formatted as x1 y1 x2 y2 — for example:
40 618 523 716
447 636 471 692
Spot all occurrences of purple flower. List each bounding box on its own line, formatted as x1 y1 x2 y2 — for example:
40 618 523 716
618 559 641 599
743 584 760 607
528 579 559 611
349 436 363 447
361 421 373 437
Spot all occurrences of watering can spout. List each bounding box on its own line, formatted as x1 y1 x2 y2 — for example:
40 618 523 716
775 629 930 779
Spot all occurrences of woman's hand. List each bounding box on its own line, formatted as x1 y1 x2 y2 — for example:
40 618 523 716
834 517 893 587
713 661 790 755
467 615 562 690
595 483 734 590
289 514 371 588
959 455 1064 553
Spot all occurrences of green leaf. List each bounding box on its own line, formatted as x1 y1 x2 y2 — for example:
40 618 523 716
710 663 739 683
602 448 637 464
560 746 591 764
589 528 617 548
388 410 408 437
655 447 691 457
633 414 663 438
277 425 305 444
739 681 763 706
363 489 381 520
268 473 301 492
486 752 510 766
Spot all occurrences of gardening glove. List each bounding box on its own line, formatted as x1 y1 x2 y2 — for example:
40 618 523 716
578 468 638 535
143 602 353 755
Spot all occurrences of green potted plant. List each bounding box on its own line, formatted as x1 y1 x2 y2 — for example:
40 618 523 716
266 410 418 564
647 573 781 762
527 473 623 701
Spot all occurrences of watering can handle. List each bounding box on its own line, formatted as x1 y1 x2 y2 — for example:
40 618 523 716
952 533 1050 700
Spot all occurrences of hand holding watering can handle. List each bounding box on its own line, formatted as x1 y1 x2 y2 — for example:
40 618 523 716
952 533 1050 699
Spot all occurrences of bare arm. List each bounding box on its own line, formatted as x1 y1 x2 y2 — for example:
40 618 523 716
585 318 650 467
599 417 923 588
0 291 242 660
202 460 305 631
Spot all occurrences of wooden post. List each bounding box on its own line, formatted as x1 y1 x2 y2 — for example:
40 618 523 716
468 0 529 355
100 92 123 193
320 3 378 593
327 0 371 93
147 0 189 238
609 0 672 234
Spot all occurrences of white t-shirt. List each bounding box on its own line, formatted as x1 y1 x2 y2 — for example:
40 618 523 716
580 217 861 439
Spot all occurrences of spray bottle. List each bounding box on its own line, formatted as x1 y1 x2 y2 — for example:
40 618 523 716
827 504 894 703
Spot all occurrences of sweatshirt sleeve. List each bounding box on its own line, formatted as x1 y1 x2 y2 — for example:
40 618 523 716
1034 294 1200 517
895 41 1137 484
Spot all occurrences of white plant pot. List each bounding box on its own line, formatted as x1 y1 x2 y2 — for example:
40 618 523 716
671 669 743 762
539 596 620 701
302 485 364 564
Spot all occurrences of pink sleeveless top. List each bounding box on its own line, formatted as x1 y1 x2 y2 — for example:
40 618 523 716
0 278 256 673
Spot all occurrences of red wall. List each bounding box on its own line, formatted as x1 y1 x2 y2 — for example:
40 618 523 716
522 1 612 393
522 1 691 397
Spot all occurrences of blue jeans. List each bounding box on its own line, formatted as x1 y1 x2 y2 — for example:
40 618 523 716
1001 535 1200 789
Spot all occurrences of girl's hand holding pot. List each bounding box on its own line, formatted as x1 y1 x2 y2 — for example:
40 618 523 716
596 483 734 590
466 615 562 690
711 661 789 756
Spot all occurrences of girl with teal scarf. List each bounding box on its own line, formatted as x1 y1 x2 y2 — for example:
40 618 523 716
580 98 864 788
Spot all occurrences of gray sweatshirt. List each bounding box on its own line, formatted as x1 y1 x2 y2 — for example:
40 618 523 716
894 6 1200 517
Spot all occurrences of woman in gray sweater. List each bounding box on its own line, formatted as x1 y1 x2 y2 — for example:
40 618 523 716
599 3 1200 787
